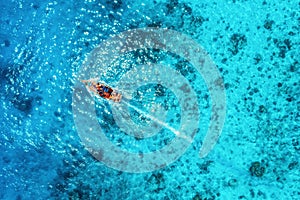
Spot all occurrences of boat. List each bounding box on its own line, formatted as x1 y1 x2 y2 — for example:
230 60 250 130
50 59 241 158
81 79 122 102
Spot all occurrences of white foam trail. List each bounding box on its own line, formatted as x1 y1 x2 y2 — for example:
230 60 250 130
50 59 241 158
121 100 192 142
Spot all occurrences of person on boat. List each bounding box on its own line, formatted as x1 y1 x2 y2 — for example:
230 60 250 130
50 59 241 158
95 82 113 99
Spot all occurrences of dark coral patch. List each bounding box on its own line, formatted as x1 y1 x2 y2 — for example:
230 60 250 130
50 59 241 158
11 95 34 114
229 34 247 55
249 161 266 177
108 0 122 10
4 39 10 47
273 38 293 58
263 19 274 30
166 0 179 14
191 16 206 27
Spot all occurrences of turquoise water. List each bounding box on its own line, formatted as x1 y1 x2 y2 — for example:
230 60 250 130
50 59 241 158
1 0 299 199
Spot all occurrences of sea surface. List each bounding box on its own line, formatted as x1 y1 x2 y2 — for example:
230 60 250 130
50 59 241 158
0 0 299 199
